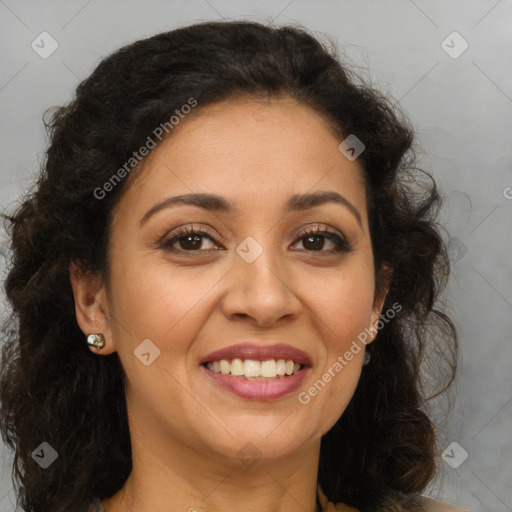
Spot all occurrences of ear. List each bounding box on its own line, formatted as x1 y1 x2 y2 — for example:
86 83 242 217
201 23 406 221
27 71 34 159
69 260 115 355
367 263 394 344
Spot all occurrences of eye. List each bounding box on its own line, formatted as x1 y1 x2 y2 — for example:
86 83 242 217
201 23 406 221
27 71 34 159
292 225 352 254
159 225 221 252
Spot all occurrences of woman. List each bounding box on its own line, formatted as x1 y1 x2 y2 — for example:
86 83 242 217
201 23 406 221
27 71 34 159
0 20 468 512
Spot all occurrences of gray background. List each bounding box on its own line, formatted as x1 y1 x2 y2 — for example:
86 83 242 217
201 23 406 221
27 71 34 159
0 1 511 511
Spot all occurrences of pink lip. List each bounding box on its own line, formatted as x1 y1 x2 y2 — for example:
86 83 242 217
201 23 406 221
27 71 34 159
200 364 311 401
199 343 313 366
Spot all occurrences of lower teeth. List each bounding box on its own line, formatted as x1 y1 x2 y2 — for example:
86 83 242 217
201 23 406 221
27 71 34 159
237 375 288 381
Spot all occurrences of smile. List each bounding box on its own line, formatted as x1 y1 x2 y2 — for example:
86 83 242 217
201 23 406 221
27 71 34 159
203 358 303 380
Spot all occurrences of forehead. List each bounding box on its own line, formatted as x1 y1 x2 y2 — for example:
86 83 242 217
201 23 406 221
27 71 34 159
114 96 368 225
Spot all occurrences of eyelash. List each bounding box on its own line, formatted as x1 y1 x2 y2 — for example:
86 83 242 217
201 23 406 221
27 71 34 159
158 224 352 255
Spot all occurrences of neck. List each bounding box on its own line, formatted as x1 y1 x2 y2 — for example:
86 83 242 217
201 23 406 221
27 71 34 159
103 420 322 512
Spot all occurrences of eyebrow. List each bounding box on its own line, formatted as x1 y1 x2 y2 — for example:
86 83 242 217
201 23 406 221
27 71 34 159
139 190 362 228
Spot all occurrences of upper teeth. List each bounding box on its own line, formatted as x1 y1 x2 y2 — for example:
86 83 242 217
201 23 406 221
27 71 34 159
206 359 301 377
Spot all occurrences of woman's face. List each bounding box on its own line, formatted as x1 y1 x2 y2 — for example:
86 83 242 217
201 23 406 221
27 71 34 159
87 97 386 464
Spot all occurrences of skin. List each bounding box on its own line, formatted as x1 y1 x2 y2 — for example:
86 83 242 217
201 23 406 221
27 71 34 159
69 96 389 512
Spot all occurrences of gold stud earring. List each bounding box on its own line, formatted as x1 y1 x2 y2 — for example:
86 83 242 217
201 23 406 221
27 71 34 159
87 333 105 350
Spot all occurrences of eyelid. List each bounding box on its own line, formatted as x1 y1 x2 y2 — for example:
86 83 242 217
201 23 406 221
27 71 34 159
295 223 346 241
158 224 221 248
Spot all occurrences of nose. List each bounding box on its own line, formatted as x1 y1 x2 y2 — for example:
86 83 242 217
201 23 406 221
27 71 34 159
220 244 302 327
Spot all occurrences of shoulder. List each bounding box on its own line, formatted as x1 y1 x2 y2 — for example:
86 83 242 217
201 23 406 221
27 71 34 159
86 497 106 512
317 485 470 512
415 495 471 511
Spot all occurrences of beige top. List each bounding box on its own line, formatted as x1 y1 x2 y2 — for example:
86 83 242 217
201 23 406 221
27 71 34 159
317 486 470 512
86 487 470 511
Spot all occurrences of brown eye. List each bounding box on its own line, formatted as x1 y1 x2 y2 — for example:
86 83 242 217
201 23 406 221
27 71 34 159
160 226 220 252
293 226 352 254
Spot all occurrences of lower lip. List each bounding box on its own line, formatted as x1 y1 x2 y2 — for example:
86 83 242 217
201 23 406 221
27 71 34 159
200 365 311 401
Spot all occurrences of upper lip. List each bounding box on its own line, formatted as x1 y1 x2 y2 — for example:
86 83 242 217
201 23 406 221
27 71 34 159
200 343 313 366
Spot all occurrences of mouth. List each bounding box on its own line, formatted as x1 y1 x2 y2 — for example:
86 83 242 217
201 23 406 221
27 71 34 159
199 343 312 400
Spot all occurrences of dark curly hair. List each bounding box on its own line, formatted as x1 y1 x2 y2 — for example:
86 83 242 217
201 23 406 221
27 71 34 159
0 20 458 512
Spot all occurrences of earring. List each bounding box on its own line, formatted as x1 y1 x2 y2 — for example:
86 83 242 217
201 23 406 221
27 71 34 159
87 333 106 350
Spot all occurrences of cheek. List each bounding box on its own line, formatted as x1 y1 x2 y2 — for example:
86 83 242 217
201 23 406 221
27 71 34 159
308 261 376 342
109 254 219 355
299 268 374 430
